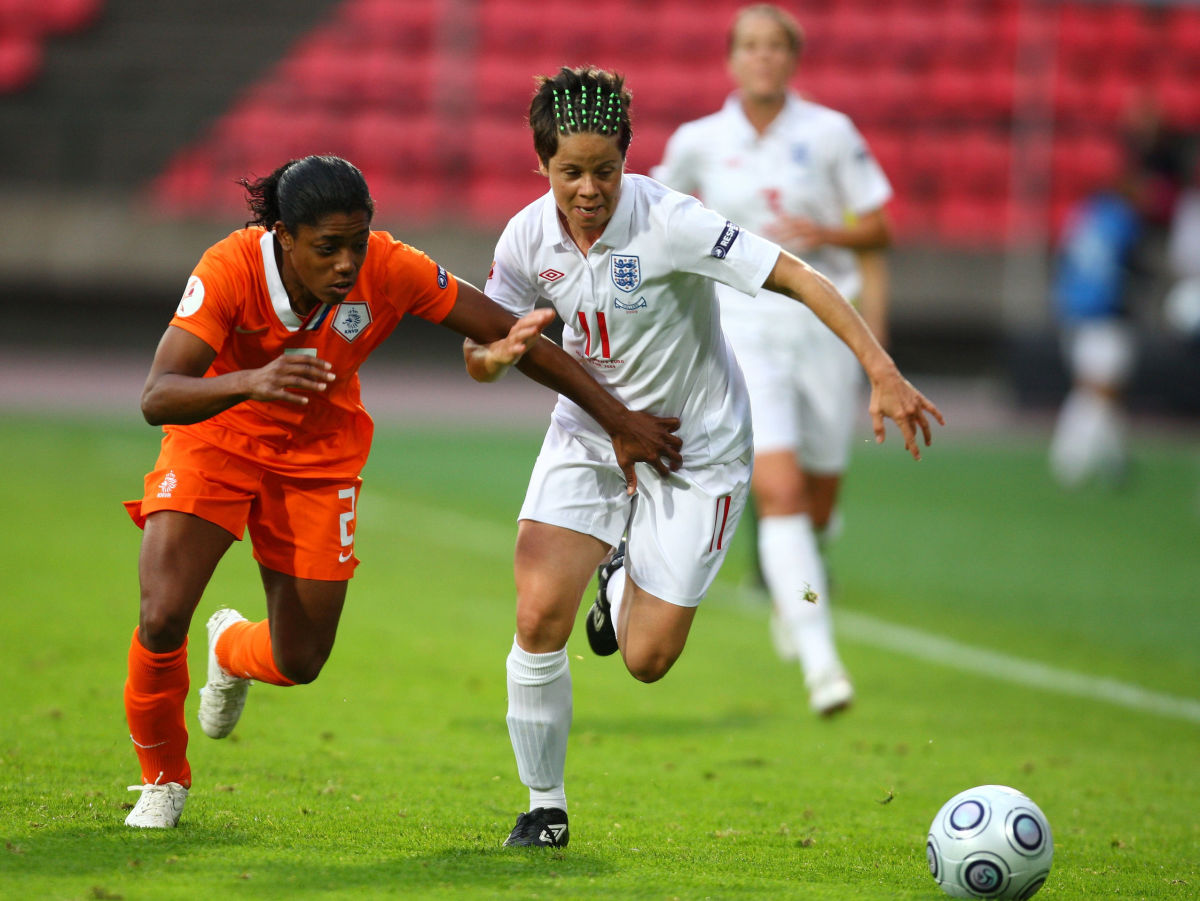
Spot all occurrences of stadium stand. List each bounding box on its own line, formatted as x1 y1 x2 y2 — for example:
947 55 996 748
0 0 102 92
135 0 1198 248
5 0 1195 251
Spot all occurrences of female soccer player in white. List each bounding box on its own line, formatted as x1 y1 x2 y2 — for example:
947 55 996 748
465 66 941 847
652 4 895 715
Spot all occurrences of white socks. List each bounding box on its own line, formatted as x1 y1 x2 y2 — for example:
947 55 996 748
759 513 841 684
506 638 571 813
605 563 627 647
1050 388 1128 487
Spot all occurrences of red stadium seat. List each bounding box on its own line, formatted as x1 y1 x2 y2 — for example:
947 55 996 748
1164 4 1200 57
466 114 542 181
281 36 365 109
466 172 546 227
340 0 441 51
646 1 740 60
1050 130 1124 199
345 109 443 179
365 171 446 226
934 190 1009 248
945 129 1013 198
354 45 437 112
473 53 544 116
625 119 674 177
38 0 103 34
0 31 39 93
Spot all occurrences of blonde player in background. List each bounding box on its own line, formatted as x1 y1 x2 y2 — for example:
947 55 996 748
653 3 894 715
465 65 939 847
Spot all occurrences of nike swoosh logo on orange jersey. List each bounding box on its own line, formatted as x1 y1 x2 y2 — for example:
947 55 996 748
339 550 354 563
234 325 269 334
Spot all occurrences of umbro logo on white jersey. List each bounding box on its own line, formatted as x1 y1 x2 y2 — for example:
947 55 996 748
539 268 564 282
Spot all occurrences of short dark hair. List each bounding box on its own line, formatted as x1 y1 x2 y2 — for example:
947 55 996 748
529 66 633 166
727 4 806 58
240 155 374 232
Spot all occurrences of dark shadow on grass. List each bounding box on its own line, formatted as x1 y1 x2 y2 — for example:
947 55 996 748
5 836 616 896
2 821 256 877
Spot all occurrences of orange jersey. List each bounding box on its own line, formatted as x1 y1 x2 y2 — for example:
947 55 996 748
166 227 458 477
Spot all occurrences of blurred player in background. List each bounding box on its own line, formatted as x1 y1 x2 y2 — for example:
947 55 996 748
652 4 893 714
1048 163 1146 488
465 65 939 847
121 154 681 828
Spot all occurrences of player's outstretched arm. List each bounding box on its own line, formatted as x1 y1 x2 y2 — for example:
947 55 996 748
763 251 944 460
462 308 556 382
445 284 683 493
140 325 335 425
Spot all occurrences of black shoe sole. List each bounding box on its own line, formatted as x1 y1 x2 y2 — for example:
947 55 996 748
585 599 619 656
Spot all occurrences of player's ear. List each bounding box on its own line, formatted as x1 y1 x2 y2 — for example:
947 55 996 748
274 221 293 251
537 159 549 177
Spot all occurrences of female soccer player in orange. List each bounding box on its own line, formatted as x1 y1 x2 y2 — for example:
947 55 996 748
121 154 682 828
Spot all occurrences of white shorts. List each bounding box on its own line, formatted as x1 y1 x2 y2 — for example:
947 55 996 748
723 300 862 473
1063 318 1135 387
518 420 752 607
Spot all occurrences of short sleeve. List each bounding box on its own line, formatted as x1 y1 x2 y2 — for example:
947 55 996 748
484 220 538 316
665 194 780 296
830 119 893 217
168 241 244 354
370 232 459 324
651 124 701 196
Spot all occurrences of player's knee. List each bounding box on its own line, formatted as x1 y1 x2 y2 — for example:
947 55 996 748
137 602 191 651
624 649 679 684
514 602 573 650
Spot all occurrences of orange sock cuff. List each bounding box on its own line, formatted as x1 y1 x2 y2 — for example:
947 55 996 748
216 619 296 687
125 627 192 788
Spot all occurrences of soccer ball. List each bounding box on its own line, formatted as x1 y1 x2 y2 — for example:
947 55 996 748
926 784 1053 899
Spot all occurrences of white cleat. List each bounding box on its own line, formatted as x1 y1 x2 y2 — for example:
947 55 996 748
125 781 187 828
809 668 854 717
198 608 250 739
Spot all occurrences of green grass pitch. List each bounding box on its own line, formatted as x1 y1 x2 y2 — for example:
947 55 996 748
0 411 1197 899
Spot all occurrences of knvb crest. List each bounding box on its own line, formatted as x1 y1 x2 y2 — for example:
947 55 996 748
332 302 372 342
611 255 641 293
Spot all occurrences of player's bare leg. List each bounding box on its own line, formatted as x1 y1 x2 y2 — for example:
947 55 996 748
589 549 697 683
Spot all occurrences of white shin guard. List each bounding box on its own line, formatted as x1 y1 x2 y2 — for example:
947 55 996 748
506 639 572 794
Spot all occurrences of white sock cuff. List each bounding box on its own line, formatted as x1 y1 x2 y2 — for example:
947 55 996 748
507 638 569 686
759 512 813 543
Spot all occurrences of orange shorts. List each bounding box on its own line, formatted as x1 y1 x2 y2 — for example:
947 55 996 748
124 429 362 581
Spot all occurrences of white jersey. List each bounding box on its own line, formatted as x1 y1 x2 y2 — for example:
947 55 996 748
485 173 781 467
652 91 891 306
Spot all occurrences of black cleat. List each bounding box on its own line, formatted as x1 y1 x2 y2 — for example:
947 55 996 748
585 540 624 656
503 807 570 847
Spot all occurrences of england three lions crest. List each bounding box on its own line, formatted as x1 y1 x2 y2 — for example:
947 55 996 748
611 255 641 293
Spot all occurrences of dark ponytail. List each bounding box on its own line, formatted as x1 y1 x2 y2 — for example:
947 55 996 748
240 155 374 231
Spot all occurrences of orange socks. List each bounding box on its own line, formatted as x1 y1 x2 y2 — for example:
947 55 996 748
124 628 192 789
216 619 296 687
